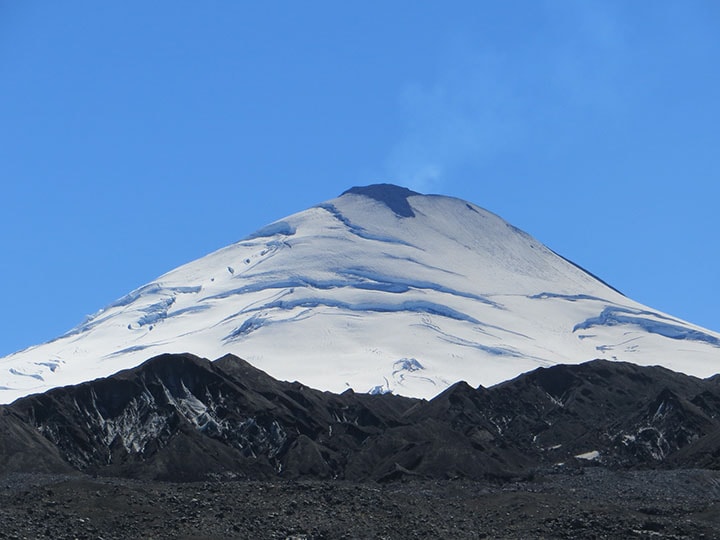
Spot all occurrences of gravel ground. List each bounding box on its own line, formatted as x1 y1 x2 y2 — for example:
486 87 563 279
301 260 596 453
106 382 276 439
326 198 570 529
2 467 720 539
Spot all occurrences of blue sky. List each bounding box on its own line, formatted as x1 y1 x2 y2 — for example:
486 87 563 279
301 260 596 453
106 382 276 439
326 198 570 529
2 1 719 356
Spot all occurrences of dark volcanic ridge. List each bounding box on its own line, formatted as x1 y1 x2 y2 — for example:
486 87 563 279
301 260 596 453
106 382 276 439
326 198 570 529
3 353 720 483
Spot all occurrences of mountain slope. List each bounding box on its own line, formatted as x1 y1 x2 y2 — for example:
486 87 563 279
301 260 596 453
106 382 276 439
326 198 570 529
1 184 719 403
4 353 720 482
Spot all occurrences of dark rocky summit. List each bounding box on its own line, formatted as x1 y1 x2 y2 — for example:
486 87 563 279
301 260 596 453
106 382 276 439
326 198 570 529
3 354 720 538
341 184 419 217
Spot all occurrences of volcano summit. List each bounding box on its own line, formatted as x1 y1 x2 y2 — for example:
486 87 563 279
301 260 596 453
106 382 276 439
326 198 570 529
2 184 719 403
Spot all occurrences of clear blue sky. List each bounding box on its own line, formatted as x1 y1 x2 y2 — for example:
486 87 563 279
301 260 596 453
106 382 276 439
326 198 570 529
2 1 719 357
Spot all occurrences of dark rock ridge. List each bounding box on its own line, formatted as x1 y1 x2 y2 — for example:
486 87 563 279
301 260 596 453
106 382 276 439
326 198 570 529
2 354 720 482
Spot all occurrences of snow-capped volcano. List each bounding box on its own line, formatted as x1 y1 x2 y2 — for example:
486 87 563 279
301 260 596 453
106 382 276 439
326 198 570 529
2 184 719 403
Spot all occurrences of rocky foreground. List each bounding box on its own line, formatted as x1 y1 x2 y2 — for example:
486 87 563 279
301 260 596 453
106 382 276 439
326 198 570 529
2 466 720 539
4 355 720 538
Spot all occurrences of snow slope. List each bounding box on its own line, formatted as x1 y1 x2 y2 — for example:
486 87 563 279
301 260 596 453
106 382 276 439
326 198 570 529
2 184 719 403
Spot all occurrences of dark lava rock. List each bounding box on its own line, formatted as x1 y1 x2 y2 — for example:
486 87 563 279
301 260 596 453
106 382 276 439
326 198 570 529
3 354 720 483
1 468 720 539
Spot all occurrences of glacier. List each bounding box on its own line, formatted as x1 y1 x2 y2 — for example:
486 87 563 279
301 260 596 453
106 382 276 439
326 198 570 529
1 183 719 404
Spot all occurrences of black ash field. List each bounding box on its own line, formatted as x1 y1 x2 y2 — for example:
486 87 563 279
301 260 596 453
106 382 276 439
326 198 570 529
2 468 720 539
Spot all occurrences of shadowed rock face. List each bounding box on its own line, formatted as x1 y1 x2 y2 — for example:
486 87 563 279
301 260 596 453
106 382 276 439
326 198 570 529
341 184 420 217
3 354 720 482
0 409 73 474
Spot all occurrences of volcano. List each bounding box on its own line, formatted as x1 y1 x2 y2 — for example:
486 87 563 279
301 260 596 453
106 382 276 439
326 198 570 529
2 183 719 403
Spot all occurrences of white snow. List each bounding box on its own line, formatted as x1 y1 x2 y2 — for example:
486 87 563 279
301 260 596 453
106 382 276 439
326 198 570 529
1 186 720 404
575 450 601 461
